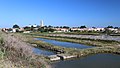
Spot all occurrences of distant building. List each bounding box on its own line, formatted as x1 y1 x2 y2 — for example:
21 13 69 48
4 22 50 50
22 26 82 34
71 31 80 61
116 28 120 33
12 28 16 32
70 27 105 32
87 28 105 31
71 28 87 31
23 31 31 33
19 28 24 31
33 24 37 27
28 24 32 27
108 28 118 31
40 20 44 27
53 28 70 32
2 28 8 32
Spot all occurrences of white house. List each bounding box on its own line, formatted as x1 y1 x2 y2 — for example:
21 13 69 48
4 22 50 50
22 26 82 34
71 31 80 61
33 24 37 27
70 28 105 32
53 28 70 32
23 31 31 33
12 28 17 32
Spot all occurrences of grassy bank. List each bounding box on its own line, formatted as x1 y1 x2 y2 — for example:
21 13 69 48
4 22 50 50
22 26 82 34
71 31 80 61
31 32 101 35
24 33 120 56
15 33 120 61
68 46 120 57
1 32 119 67
33 35 120 47
29 38 120 58
0 32 50 68
28 40 72 54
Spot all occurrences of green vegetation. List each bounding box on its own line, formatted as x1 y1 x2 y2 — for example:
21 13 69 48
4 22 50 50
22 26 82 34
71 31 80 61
64 32 101 35
13 24 20 28
5 32 120 66
24 32 120 56
29 40 68 53
0 31 50 68
23 32 120 60
28 36 120 59
68 46 120 57
33 35 120 47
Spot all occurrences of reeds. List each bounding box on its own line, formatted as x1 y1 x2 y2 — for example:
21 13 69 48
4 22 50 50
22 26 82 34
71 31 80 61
0 31 50 68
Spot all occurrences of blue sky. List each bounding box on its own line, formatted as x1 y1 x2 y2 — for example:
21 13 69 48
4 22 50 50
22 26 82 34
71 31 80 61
0 0 120 28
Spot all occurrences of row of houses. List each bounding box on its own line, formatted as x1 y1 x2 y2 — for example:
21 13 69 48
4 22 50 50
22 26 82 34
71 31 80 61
2 26 120 33
2 28 24 33
70 28 105 32
53 27 120 33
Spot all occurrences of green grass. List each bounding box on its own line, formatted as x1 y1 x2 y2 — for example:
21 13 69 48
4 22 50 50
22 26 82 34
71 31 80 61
33 35 120 47
21 32 120 61
29 39 120 58
27 32 120 47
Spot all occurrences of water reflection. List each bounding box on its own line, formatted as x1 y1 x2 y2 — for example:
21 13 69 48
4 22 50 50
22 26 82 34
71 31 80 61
36 38 93 49
33 48 55 56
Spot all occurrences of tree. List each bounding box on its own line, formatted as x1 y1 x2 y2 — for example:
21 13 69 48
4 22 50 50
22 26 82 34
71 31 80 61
38 28 45 33
44 29 49 32
44 26 48 28
48 25 53 28
48 28 55 32
114 27 119 29
63 26 70 29
107 26 113 28
92 27 96 29
80 25 86 28
60 26 63 28
56 26 59 28
104 28 113 35
24 26 31 31
13 24 20 28
30 25 34 31
8 28 12 31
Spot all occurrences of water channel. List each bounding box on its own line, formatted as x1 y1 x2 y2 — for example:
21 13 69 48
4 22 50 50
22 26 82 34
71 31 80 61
34 38 120 68
36 38 93 49
52 54 120 68
33 47 55 56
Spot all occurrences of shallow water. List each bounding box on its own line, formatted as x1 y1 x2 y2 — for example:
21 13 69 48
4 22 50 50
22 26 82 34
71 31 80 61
53 54 120 68
36 38 93 49
34 38 120 68
33 48 55 56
